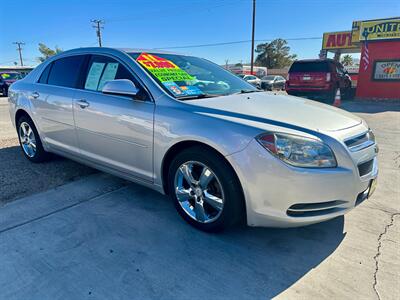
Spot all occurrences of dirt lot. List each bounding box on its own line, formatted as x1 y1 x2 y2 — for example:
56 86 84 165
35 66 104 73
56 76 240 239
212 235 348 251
0 97 95 205
0 95 399 299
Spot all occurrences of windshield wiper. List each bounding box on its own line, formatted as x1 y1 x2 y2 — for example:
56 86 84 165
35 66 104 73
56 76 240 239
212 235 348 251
176 93 220 100
235 89 261 94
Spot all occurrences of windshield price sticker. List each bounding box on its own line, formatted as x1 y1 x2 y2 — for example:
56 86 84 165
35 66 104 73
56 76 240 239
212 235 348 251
163 81 184 96
136 53 194 82
180 85 203 96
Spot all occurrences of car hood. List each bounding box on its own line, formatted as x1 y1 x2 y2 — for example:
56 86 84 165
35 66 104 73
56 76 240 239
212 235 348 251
187 93 362 132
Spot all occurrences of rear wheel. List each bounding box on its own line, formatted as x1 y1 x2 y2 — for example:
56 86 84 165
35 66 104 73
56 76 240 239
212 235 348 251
2 86 7 97
17 115 51 163
168 146 244 232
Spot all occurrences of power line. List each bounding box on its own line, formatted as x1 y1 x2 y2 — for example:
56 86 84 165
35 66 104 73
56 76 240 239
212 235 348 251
106 0 244 23
250 0 256 74
13 42 25 66
91 19 104 47
155 37 322 50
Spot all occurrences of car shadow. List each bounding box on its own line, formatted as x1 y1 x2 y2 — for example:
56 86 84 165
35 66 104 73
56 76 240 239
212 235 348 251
135 185 346 299
2 183 346 299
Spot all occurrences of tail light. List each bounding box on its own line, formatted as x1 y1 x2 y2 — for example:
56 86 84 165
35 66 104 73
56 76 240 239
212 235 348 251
287 73 290 81
326 72 331 82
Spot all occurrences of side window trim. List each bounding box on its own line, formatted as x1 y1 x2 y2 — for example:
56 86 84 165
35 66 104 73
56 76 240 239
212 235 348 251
76 55 91 89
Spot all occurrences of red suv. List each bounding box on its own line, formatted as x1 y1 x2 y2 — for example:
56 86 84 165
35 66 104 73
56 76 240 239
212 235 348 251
286 59 352 103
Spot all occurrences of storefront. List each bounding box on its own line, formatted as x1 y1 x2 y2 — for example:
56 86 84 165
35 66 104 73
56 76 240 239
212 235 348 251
353 18 400 100
321 17 400 100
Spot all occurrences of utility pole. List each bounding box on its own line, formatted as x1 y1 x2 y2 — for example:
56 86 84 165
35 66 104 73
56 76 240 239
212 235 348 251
13 42 25 66
91 19 104 47
250 0 256 75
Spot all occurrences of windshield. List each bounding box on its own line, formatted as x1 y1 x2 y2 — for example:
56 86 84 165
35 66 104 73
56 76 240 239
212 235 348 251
0 73 21 80
262 76 275 80
129 52 257 99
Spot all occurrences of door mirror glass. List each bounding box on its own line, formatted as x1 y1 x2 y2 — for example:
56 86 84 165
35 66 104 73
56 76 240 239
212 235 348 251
102 79 140 98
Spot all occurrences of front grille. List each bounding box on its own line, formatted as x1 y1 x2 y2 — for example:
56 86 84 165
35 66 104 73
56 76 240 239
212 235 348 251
344 131 375 152
345 132 368 148
358 159 374 177
287 200 347 217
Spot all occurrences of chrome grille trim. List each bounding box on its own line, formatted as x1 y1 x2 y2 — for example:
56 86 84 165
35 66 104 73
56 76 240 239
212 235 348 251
344 130 375 152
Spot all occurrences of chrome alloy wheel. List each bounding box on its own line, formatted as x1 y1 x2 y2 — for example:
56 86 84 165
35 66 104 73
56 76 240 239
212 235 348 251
19 122 37 158
174 161 225 223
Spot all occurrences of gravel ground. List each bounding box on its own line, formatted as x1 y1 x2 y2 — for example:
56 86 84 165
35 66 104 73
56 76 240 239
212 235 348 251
0 97 96 205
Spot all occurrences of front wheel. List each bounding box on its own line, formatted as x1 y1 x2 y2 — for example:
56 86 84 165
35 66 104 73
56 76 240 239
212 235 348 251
168 146 244 232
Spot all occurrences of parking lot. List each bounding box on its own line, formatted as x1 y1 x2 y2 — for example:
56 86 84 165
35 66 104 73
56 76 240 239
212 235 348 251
0 96 399 299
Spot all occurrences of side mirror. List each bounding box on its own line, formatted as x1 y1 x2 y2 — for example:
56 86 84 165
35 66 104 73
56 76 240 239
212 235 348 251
102 79 140 98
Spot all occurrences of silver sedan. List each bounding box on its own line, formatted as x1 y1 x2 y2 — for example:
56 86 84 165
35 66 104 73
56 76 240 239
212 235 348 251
8 47 378 232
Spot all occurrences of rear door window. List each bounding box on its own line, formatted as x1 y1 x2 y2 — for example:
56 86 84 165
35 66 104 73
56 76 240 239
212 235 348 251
290 62 330 73
47 56 85 88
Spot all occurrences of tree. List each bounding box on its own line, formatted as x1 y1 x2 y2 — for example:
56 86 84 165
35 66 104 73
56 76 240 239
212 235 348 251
341 54 353 66
254 39 297 69
37 43 63 62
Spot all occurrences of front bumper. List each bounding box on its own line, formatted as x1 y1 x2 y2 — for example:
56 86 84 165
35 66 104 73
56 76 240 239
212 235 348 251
227 138 378 228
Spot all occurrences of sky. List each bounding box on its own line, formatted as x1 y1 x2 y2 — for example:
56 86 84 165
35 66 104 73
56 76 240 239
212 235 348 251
1 0 399 66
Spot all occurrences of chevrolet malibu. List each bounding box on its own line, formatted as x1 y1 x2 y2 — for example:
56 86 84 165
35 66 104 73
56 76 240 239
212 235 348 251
8 48 378 232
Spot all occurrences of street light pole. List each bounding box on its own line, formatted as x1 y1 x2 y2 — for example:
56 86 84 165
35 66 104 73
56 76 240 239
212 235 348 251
13 42 25 66
250 0 256 75
91 19 104 47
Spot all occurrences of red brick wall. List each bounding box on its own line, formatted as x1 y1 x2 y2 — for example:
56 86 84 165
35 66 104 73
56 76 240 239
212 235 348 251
356 40 400 100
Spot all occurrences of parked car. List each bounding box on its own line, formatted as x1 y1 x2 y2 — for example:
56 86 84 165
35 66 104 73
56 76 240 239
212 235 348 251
261 75 286 91
237 74 262 89
286 59 352 103
8 48 378 232
0 72 22 97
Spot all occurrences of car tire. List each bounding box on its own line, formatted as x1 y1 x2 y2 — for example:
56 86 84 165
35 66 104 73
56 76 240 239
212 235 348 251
17 115 51 163
168 146 244 232
2 86 7 97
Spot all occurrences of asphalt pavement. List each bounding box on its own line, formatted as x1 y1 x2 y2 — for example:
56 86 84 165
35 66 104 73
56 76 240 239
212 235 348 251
0 97 95 204
0 96 399 299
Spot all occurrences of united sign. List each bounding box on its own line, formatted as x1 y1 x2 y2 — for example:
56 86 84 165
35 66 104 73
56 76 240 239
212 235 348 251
358 17 400 41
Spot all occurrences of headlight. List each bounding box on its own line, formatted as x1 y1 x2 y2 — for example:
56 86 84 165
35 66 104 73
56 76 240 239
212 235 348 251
256 133 337 168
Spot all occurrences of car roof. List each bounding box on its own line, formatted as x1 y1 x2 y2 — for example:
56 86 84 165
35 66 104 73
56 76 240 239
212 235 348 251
117 48 181 55
58 47 183 57
292 58 336 63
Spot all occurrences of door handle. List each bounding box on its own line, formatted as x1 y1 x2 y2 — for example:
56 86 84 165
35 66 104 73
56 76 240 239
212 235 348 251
76 99 90 109
31 92 40 99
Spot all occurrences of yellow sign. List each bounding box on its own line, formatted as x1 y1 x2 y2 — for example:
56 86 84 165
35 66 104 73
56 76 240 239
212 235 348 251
359 17 400 41
136 53 194 82
351 21 362 44
322 31 358 50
